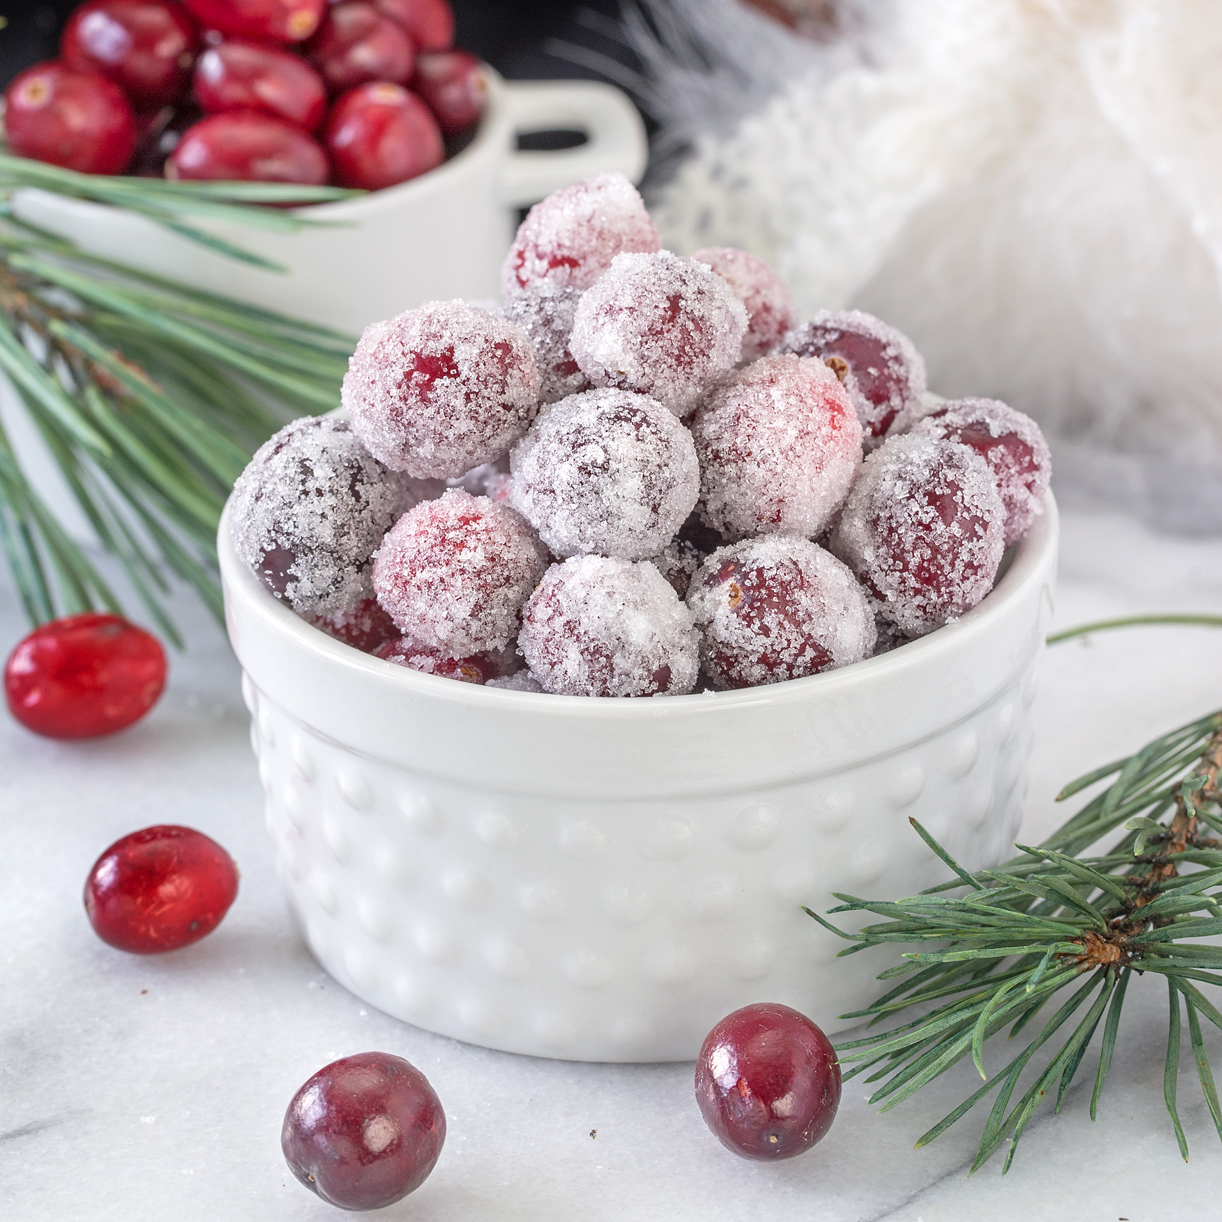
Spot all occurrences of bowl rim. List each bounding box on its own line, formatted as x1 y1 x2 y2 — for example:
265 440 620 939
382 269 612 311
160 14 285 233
219 489 1058 721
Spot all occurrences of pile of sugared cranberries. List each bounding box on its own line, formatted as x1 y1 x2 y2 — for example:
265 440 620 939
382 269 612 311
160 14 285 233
232 174 1052 696
3 0 483 190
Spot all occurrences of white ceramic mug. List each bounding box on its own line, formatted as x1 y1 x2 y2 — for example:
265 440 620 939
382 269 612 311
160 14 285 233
10 71 648 336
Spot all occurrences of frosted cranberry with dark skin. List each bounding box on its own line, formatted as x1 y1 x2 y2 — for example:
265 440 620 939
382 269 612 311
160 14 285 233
167 110 329 182
194 39 327 130
695 1002 841 1160
412 50 486 134
182 0 325 42
4 62 137 175
325 81 444 189
84 825 239 953
373 0 454 51
282 1052 446 1211
62 0 198 110
374 637 511 684
308 597 400 653
307 3 415 92
5 613 166 739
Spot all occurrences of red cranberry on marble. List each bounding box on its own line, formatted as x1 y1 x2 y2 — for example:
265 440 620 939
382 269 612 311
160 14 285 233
5 613 166 739
61 0 198 110
307 2 415 93
193 39 327 130
373 0 454 51
282 1052 446 1211
84 825 239 953
695 1002 841 1160
3 62 137 175
324 81 444 189
182 0 326 42
412 49 486 135
167 110 329 182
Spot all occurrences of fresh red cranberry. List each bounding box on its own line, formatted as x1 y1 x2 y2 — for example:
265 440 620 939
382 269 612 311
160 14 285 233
4 613 166 739
194 39 327 130
167 109 329 182
324 81 443 189
695 1002 841 1160
182 0 325 43
61 0 198 110
373 0 453 51
84 825 239 953
282 1052 446 1210
307 3 415 92
3 62 137 175
412 49 486 135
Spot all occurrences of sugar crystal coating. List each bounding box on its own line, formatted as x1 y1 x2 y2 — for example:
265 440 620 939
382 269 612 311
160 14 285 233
688 536 876 690
569 251 748 416
692 247 797 363
908 397 1051 546
689 353 863 541
486 670 545 692
502 172 661 299
372 489 548 655
519 556 699 697
652 536 703 600
373 637 515 685
501 285 592 404
510 388 699 561
831 435 1006 636
778 310 926 446
342 300 541 479
306 596 400 653
230 416 415 615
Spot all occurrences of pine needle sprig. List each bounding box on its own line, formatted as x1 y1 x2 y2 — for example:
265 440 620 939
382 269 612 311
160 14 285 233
0 156 361 640
810 710 1222 1171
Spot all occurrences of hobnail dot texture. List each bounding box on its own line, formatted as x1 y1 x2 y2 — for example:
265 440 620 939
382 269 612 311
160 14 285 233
247 670 1038 1062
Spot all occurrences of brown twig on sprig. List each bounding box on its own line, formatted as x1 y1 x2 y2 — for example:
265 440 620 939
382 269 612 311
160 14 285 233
808 710 1222 1172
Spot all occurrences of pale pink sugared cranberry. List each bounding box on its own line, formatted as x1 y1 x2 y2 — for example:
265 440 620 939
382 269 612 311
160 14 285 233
831 434 1006 636
500 285 591 405
510 388 699 560
307 2 415 93
167 110 328 182
689 353 863 541
692 246 797 363
778 309 926 447
182 0 325 43
343 300 541 479
687 536 875 690
569 251 748 417
907 397 1051 546
324 81 445 189
193 39 327 131
502 172 661 299
372 489 548 656
519 556 699 698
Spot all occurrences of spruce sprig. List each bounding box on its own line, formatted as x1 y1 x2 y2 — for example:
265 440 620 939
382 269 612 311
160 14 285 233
810 710 1222 1171
0 157 360 641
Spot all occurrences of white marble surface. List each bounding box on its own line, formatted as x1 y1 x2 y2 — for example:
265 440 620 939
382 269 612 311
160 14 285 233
4 506 1222 1222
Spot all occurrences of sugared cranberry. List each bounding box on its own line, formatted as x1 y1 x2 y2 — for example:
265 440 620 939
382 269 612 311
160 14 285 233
510 387 699 561
500 286 590 405
372 489 548 656
374 637 514 684
907 397 1052 546
282 1052 445 1211
343 300 540 478
307 597 401 652
689 353 862 540
84 825 239 953
412 49 486 135
4 62 137 175
696 1003 841 1160
373 0 454 51
61 0 198 110
519 556 700 697
779 310 926 446
167 109 328 182
831 434 1006 636
324 81 444 189
193 39 327 130
5 613 166 739
307 3 415 92
692 247 797 363
182 0 325 42
502 172 661 299
569 251 748 416
687 537 875 689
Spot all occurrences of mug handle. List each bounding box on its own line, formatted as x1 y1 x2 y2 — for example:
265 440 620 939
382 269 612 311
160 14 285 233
497 80 649 208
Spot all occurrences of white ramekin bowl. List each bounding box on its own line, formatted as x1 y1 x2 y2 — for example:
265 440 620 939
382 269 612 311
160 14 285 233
221 496 1058 1062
